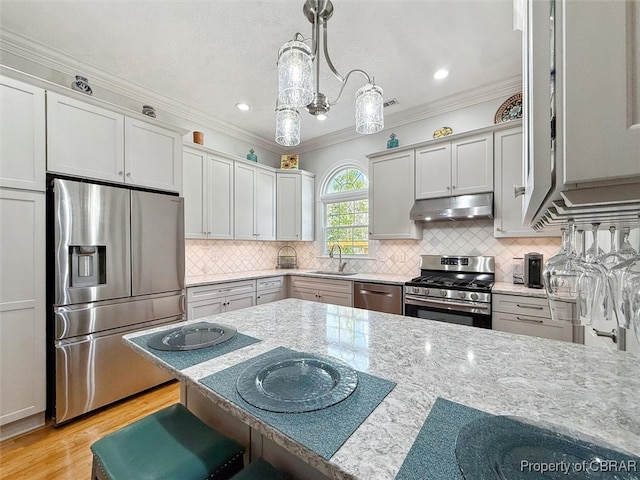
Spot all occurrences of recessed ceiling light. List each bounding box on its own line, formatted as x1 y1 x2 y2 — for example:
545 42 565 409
235 103 251 111
433 69 449 80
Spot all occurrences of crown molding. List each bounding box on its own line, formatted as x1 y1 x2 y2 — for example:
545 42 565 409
1 29 521 155
291 76 522 153
0 30 282 153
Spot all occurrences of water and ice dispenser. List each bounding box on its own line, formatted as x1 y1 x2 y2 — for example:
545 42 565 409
70 245 106 287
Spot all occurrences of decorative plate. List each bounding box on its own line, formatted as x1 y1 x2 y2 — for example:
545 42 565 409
494 93 523 123
236 352 358 413
147 322 237 351
455 416 639 480
433 126 453 139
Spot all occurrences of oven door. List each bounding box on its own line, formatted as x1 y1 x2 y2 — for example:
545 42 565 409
404 295 492 329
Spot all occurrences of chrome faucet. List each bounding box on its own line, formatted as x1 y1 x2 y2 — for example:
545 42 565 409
329 244 347 272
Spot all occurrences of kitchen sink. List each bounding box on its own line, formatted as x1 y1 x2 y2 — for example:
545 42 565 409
309 271 357 276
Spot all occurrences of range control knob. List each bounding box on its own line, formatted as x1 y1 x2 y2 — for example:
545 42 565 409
458 291 466 299
412 287 420 294
424 288 430 296
470 293 479 301
440 289 447 297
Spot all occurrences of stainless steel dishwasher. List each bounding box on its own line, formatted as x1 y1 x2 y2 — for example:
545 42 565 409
353 282 403 315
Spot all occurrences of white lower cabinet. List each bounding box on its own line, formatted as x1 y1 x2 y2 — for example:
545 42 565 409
0 189 46 436
289 276 353 307
256 276 287 305
186 280 256 320
492 293 573 342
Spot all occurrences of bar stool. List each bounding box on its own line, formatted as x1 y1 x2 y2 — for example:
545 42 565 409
230 458 285 480
90 403 245 480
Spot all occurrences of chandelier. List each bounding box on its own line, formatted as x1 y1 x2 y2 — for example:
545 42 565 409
275 0 384 146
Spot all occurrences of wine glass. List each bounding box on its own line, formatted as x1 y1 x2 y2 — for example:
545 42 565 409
574 229 608 325
585 223 604 262
619 227 637 258
543 222 580 323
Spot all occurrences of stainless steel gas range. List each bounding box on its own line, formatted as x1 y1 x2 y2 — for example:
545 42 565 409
404 255 495 329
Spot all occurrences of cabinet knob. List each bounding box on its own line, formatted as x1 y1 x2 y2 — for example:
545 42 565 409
496 227 501 232
514 185 526 197
446 186 450 190
118 171 123 176
126 172 131 177
452 185 456 189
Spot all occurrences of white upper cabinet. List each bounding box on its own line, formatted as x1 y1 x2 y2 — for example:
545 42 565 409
276 170 315 241
415 132 493 199
369 150 422 240
47 91 125 184
415 144 451 199
234 162 276 241
493 125 559 237
124 118 182 193
523 0 640 226
451 133 493 196
0 76 46 191
47 91 182 193
183 146 234 239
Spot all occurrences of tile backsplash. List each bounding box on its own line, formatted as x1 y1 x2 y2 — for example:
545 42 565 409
186 219 561 283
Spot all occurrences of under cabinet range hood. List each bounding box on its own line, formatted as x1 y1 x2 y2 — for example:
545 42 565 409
409 193 493 222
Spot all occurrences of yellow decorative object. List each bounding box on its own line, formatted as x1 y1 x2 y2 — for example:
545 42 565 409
433 126 453 138
280 154 299 169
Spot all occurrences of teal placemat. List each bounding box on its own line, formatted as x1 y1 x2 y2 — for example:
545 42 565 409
130 327 261 371
395 397 491 480
199 346 396 460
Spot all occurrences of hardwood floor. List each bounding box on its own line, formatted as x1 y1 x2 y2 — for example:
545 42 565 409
0 381 180 480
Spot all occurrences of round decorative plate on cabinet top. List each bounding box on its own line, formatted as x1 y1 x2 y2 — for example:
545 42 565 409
494 93 522 123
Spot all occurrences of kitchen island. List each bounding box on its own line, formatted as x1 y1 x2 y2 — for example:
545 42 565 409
124 298 640 479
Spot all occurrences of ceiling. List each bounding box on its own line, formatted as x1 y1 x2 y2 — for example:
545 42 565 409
0 0 522 150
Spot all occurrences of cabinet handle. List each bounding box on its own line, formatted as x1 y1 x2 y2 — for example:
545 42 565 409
593 328 617 344
516 304 544 310
514 185 526 198
516 316 544 324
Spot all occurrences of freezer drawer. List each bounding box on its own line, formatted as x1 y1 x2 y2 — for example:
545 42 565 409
54 317 176 425
54 292 185 340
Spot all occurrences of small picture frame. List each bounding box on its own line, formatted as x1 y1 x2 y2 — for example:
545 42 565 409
280 154 299 169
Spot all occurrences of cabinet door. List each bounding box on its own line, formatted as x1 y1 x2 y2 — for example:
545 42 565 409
47 92 125 183
318 291 352 307
561 0 639 184
234 163 257 240
256 290 286 305
188 300 224 320
0 77 45 191
369 151 422 239
256 168 276 240
225 293 256 312
0 189 46 426
290 288 318 302
276 173 301 241
183 148 207 238
208 156 234 239
451 133 493 196
415 143 451 199
124 118 182 193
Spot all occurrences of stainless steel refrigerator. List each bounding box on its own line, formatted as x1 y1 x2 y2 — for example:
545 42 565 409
50 178 185 424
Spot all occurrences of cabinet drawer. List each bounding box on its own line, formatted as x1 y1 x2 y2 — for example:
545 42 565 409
257 276 285 293
187 280 256 302
493 293 558 318
493 312 573 342
290 276 352 294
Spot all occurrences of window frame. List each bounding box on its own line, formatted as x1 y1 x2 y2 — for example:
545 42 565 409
318 165 374 259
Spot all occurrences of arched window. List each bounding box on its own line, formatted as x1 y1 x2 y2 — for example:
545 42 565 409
320 166 369 256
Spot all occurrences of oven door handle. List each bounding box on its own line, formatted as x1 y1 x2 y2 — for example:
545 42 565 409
404 295 491 314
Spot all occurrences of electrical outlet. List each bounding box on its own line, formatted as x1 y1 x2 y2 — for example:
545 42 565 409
398 252 406 263
210 251 217 261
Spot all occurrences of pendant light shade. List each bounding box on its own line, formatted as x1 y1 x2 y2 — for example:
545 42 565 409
355 83 384 134
275 103 301 146
277 40 314 108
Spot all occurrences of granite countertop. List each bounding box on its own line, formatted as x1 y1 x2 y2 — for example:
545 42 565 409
124 299 640 480
492 281 549 298
186 269 411 287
